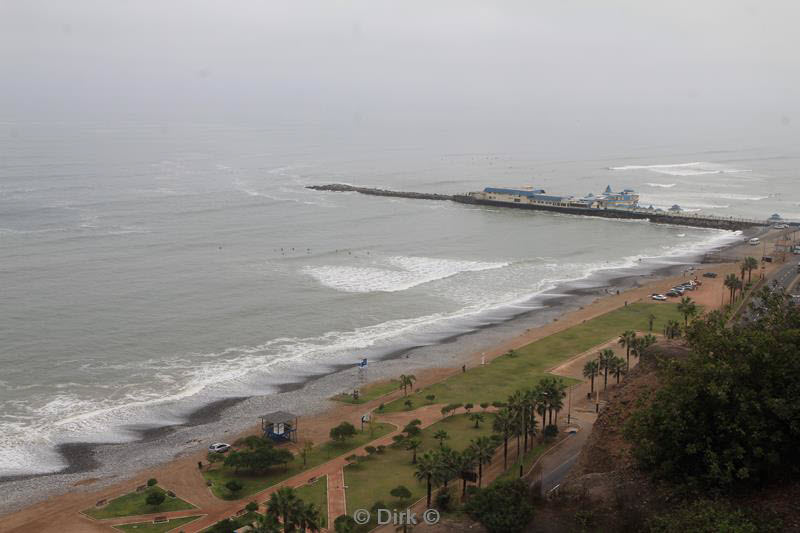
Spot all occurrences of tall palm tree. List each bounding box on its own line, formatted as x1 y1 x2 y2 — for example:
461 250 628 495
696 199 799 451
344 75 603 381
724 273 739 304
665 320 681 339
744 256 759 283
506 390 525 458
492 408 514 470
610 356 626 384
678 296 697 327
470 436 497 487
405 438 422 464
398 374 417 396
647 313 656 332
436 446 459 488
583 360 599 394
414 451 439 508
469 412 484 428
458 448 477 500
255 513 282 533
598 349 615 392
266 486 299 532
618 330 636 370
295 501 323 532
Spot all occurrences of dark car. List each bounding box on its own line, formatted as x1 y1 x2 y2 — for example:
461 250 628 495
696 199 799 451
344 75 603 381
702 272 718 278
666 290 681 297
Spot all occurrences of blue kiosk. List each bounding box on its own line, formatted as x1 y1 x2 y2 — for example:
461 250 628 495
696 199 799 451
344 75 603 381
260 411 298 443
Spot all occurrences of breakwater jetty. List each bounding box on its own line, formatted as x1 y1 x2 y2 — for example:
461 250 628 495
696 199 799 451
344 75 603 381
307 184 771 231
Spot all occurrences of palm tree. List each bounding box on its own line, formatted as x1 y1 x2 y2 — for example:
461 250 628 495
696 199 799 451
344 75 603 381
492 408 514 470
470 436 497 487
255 513 282 533
598 349 615 392
469 412 484 428
398 374 417 396
414 451 438 508
678 296 697 327
433 429 449 449
405 438 422 464
436 447 459 488
665 320 681 339
266 486 299 532
458 448 477 500
647 313 656 332
583 360 599 394
744 256 759 283
610 356 626 384
618 330 636 370
506 390 525 458
295 501 323 532
724 273 739 304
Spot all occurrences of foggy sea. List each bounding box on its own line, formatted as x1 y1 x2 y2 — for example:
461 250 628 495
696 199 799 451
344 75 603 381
0 121 797 477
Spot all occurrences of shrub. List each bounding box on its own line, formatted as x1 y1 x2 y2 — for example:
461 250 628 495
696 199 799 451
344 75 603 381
404 399 413 409
648 500 780 533
334 514 357 533
543 424 559 439
376 445 386 454
364 446 377 456
435 487 453 511
146 478 157 487
426 394 435 403
480 402 489 411
378 403 385 411
225 480 243 494
207 451 224 464
464 479 534 533
390 485 412 504
330 421 357 443
207 518 235 533
245 501 259 512
166 490 175 498
145 491 165 507
464 403 474 414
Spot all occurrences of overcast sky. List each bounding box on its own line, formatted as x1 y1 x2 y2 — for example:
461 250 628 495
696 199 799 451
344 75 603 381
1 0 798 145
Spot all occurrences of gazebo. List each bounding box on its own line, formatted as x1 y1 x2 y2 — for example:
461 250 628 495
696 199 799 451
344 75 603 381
260 411 298 443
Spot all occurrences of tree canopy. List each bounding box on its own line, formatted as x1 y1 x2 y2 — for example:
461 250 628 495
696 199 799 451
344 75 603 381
625 288 800 491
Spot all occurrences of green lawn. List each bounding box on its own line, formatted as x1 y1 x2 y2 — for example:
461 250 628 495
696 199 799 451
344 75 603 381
332 380 400 404
344 413 496 521
84 486 196 520
204 423 394 500
113 515 202 533
201 511 261 533
382 303 683 413
295 476 328 528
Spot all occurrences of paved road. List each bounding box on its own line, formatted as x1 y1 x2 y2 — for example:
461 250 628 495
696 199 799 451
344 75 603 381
533 411 595 496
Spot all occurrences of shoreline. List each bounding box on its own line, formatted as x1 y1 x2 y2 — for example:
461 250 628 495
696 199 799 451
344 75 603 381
0 229 759 518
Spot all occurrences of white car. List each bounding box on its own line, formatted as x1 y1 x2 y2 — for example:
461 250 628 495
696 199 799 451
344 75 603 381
651 294 667 301
208 442 231 453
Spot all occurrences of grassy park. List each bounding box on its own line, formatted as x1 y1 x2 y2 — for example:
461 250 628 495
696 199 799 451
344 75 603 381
83 485 196 520
382 303 682 413
203 423 394 499
344 413 497 515
295 476 328 527
332 379 400 404
113 515 202 533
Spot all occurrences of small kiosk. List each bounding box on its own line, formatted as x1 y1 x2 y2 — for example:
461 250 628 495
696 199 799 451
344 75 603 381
260 411 298 443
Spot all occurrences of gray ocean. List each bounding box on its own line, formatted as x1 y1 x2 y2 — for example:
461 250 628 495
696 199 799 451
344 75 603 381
0 121 797 476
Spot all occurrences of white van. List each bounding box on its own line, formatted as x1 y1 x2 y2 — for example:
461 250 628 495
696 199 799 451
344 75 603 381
748 237 760 246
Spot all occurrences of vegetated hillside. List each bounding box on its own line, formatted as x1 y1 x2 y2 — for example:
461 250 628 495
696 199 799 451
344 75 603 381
530 288 800 533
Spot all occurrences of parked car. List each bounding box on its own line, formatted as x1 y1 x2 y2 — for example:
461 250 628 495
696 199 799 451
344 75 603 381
651 294 667 301
703 272 718 278
208 442 231 453
666 290 681 297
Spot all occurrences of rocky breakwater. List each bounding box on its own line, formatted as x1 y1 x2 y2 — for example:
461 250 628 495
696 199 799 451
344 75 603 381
306 184 452 201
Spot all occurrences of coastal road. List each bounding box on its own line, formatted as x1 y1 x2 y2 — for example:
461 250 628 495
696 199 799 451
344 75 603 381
530 411 595 497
